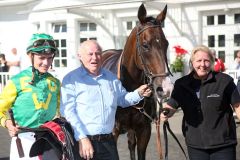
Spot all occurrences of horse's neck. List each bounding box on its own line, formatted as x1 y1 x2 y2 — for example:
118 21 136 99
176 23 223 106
121 41 144 90
121 27 152 90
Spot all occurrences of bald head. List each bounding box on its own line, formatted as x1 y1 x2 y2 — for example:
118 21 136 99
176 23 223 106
78 40 103 76
78 40 102 57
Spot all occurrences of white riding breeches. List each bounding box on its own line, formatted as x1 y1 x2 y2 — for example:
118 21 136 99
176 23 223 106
10 132 41 160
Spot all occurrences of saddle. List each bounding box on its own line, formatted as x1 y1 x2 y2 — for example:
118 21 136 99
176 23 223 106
27 118 80 160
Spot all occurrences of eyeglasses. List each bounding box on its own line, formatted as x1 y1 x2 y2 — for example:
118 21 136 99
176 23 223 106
33 39 56 48
32 48 57 54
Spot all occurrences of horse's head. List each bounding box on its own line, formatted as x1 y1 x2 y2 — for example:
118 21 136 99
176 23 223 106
133 4 172 102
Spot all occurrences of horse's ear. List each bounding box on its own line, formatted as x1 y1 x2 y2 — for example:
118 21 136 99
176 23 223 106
138 3 147 24
156 5 167 23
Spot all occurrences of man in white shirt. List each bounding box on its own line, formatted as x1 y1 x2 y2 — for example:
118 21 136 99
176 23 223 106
7 48 21 76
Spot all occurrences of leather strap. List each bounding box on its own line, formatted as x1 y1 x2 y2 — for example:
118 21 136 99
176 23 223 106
163 121 187 160
155 120 163 159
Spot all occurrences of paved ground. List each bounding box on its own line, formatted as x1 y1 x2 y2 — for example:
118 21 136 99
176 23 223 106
0 110 239 160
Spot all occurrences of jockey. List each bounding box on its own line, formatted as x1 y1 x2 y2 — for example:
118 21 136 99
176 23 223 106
0 33 61 160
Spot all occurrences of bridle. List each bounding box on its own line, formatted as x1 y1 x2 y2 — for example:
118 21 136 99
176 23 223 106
136 22 171 86
134 22 170 118
134 21 171 121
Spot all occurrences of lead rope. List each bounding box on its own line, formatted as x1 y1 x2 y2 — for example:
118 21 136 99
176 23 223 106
158 101 188 160
156 97 169 160
155 114 163 160
163 121 188 160
134 100 164 160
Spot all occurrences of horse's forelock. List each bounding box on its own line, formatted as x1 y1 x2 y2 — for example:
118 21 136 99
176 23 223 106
146 17 158 24
140 16 160 26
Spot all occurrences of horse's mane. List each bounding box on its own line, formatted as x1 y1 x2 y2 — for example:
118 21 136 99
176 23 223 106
101 49 122 75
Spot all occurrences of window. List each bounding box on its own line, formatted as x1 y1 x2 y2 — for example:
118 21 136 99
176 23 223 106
218 15 225 25
89 23 97 31
54 39 67 67
234 34 240 46
218 51 225 62
80 38 87 43
126 21 140 30
80 23 97 31
208 35 215 47
61 39 66 47
80 37 97 43
80 23 88 31
54 25 60 33
79 22 97 44
89 37 97 40
207 16 214 25
235 13 240 24
218 35 225 47
127 21 133 30
62 24 67 32
53 24 67 33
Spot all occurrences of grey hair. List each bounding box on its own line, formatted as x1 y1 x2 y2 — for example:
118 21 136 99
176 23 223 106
189 45 214 71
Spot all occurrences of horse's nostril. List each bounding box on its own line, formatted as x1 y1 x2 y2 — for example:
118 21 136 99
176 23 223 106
156 87 164 96
156 87 163 92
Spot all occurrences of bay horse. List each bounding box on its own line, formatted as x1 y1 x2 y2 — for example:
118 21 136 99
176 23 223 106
101 4 170 160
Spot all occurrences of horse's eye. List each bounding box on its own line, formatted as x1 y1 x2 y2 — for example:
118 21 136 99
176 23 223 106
142 42 150 51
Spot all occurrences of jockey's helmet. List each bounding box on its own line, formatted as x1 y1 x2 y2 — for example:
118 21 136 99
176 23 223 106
26 33 58 55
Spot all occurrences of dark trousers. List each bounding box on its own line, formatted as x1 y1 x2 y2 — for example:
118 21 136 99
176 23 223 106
81 135 119 160
187 145 236 160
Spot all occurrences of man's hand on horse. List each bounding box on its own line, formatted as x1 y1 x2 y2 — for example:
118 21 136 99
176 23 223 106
137 84 152 97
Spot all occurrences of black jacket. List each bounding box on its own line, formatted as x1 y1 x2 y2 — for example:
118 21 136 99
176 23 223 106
168 71 240 149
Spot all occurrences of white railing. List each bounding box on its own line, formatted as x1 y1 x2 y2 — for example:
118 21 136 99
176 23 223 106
0 72 11 93
224 69 239 84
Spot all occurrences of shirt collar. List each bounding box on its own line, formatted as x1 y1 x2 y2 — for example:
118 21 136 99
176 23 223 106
80 65 104 78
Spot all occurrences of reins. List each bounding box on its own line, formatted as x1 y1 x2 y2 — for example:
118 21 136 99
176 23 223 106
163 121 188 160
157 100 188 160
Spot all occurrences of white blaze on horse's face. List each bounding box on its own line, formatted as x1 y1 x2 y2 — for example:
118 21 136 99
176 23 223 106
162 77 173 96
154 77 173 102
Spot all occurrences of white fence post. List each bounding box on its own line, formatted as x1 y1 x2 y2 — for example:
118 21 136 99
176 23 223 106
224 69 239 84
0 72 11 93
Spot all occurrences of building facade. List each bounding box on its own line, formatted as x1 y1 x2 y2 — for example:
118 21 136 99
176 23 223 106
0 0 239 80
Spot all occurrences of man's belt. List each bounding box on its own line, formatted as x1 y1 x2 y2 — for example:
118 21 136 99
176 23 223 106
87 133 113 141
